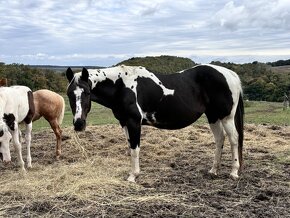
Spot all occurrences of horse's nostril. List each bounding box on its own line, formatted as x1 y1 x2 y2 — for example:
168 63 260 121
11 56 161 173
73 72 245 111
0 153 3 161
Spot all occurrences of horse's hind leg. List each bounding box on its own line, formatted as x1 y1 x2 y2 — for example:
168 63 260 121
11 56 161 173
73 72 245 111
222 117 240 179
209 120 225 176
24 122 33 168
49 119 62 159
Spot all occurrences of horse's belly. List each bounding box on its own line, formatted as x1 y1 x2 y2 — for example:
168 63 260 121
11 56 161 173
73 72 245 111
142 110 203 130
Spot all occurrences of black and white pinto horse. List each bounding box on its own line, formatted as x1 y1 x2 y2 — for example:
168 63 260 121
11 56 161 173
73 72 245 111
66 64 244 182
0 86 35 171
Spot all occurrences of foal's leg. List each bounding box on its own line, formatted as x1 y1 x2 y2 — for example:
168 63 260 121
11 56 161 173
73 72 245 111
24 122 33 168
222 117 240 179
12 125 25 172
125 119 141 183
49 119 62 159
209 120 225 176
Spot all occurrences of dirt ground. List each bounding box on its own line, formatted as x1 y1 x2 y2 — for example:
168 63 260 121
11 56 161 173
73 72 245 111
0 123 290 217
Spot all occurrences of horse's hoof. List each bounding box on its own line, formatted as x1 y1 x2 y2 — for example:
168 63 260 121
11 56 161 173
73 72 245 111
127 175 136 183
19 168 27 176
209 168 218 176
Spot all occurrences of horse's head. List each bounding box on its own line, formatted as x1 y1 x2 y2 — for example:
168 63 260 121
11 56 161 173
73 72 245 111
66 67 92 131
0 121 12 163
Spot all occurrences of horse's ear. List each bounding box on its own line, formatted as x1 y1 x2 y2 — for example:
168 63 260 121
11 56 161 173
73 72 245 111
81 68 89 82
66 67 74 82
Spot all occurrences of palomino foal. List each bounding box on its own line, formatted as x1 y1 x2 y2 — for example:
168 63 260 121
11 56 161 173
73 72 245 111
66 64 244 182
33 89 65 159
0 86 35 171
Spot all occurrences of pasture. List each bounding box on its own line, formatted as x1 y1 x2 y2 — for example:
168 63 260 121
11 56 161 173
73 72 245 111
0 99 290 217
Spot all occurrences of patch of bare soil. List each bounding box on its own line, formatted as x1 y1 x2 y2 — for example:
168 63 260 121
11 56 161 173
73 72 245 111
0 124 290 217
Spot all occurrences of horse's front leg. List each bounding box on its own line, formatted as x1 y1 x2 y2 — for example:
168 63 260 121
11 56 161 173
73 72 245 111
11 125 25 172
125 119 141 183
24 122 33 168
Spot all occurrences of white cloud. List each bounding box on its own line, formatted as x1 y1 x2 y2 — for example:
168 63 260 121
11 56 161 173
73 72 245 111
0 0 290 66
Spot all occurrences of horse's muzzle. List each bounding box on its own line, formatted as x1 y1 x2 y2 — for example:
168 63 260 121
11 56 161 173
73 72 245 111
0 153 10 164
74 118 86 131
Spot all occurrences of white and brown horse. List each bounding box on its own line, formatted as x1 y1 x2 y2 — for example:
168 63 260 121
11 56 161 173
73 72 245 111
66 64 244 182
32 89 65 159
0 86 35 171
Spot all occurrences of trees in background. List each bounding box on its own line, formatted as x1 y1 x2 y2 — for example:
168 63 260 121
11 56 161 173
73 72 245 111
0 64 67 92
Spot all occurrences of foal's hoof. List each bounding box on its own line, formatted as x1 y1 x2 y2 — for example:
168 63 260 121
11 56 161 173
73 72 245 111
230 173 239 180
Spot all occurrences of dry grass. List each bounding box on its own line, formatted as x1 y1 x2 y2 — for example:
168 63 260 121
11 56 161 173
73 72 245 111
1 124 290 217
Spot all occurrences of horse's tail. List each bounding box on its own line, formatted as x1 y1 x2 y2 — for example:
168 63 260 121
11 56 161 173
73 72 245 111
234 93 244 172
58 95 65 125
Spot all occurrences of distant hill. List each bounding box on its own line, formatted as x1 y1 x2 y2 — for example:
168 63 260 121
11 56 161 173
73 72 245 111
267 59 290 67
28 65 103 73
116 55 196 74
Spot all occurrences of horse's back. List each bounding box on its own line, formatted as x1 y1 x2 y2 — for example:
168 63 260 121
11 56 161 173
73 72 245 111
0 86 33 122
33 89 65 123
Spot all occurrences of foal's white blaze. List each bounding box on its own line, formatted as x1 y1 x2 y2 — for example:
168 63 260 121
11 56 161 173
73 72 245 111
128 146 140 183
73 87 84 121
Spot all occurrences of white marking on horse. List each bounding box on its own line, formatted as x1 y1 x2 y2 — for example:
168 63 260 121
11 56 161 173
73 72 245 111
84 65 175 96
74 86 84 121
127 146 140 182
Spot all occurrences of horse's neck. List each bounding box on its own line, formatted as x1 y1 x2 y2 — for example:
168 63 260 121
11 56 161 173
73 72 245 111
90 79 118 109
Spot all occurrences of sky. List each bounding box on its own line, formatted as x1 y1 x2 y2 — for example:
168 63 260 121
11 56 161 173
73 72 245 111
1 0 290 67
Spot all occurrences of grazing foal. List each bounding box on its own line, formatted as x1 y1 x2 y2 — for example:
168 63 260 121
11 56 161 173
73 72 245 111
33 89 65 159
66 64 244 182
0 86 35 171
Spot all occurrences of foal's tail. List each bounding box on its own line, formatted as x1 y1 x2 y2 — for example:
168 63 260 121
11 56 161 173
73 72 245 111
234 93 244 172
58 96 65 125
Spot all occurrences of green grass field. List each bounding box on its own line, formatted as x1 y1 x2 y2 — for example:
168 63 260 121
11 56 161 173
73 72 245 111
32 95 290 131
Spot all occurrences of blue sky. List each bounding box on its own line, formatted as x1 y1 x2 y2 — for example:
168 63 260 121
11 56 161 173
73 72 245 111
1 0 290 66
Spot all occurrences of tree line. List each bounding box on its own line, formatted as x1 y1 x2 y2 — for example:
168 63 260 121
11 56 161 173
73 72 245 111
0 63 67 93
0 56 289 102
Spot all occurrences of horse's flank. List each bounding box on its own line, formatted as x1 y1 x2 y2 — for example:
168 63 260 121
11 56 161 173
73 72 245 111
33 89 65 125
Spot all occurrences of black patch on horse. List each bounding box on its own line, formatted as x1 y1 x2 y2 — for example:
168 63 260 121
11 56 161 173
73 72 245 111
3 113 16 130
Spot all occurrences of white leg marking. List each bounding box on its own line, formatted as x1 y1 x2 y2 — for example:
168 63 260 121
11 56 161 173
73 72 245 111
25 123 32 168
209 121 225 176
222 117 240 179
127 146 140 183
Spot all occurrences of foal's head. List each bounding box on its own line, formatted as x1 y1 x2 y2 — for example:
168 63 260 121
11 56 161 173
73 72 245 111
66 67 92 131
0 120 12 163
